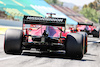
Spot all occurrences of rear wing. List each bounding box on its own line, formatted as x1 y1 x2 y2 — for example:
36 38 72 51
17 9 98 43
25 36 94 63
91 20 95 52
23 16 66 26
78 22 93 26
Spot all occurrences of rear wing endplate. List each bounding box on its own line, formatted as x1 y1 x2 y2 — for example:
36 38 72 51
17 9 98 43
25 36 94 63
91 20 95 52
23 16 66 26
78 22 93 26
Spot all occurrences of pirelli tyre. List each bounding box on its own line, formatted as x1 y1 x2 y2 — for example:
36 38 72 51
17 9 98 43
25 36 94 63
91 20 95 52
4 29 23 54
77 32 88 54
65 33 84 60
92 30 99 38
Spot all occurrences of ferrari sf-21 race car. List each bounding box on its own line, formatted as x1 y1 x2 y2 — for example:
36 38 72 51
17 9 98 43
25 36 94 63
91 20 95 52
76 23 100 38
4 15 87 59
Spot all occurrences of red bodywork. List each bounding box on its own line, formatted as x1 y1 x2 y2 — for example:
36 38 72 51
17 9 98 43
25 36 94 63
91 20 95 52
69 25 96 33
77 25 96 31
23 24 69 43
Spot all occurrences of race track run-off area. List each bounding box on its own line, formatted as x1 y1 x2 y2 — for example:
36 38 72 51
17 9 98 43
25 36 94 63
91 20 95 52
0 35 100 67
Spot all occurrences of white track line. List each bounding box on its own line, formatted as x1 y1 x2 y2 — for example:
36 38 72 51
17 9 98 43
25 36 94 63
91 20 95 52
0 56 19 61
88 42 93 45
96 40 100 43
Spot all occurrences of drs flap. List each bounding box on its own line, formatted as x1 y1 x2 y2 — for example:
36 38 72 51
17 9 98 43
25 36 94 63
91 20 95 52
23 16 66 26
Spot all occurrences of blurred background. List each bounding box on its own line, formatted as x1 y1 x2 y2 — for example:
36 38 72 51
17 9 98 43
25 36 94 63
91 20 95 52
0 0 100 34
0 0 99 23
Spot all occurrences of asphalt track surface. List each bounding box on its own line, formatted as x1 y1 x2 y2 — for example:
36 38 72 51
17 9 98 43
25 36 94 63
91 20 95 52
0 35 100 67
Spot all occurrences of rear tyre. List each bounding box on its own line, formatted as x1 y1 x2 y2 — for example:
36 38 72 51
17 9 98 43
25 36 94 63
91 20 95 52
77 32 88 54
65 33 84 60
4 29 23 55
92 30 99 38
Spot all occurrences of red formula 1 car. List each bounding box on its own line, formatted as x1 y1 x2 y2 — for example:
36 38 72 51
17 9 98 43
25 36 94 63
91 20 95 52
4 15 87 59
76 23 100 38
76 23 94 34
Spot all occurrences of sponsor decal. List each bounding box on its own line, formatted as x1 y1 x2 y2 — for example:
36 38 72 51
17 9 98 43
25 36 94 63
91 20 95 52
26 16 64 22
